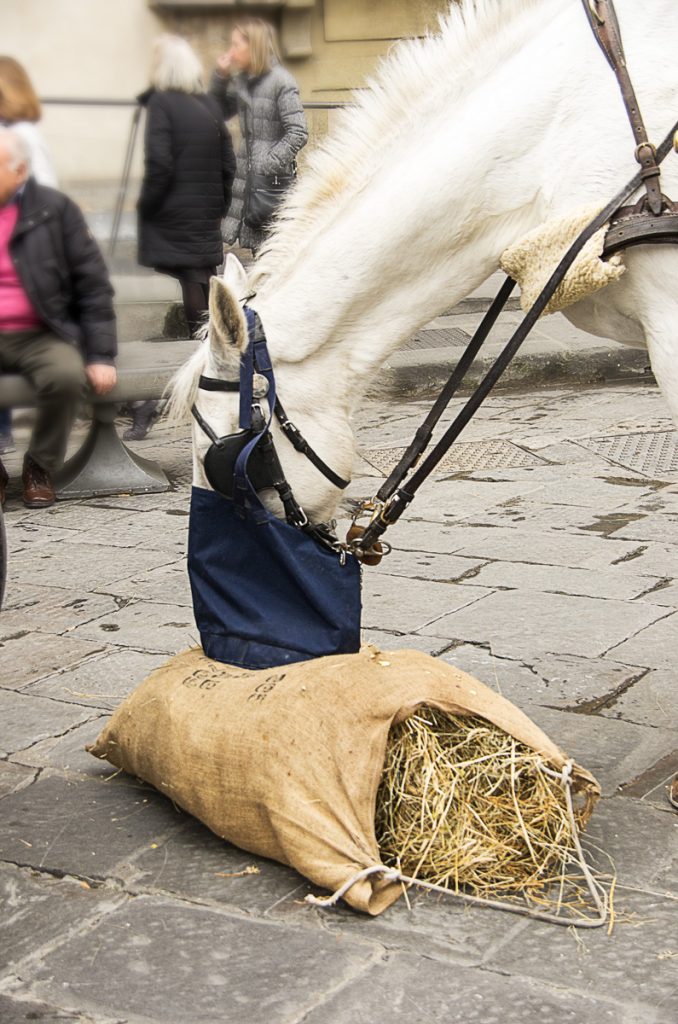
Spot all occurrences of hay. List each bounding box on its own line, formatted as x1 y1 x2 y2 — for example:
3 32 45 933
375 707 597 911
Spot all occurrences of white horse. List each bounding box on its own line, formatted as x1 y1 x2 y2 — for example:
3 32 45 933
171 0 678 527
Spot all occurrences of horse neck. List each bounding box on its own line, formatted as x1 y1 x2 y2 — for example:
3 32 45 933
250 0 671 408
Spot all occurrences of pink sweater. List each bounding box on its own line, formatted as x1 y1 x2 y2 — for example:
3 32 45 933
0 202 42 332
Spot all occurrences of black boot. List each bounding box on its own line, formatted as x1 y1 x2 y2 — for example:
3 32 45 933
123 400 160 442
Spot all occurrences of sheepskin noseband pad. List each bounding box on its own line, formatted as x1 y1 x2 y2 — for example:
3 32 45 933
500 205 625 317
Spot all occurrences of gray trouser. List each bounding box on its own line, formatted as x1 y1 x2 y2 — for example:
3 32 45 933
0 329 87 472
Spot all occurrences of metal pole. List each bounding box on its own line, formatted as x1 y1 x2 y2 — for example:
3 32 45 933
109 105 141 258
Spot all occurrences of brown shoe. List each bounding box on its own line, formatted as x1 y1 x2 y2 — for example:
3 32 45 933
0 459 7 507
22 455 56 508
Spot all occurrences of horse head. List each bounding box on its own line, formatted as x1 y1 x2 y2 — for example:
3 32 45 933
171 253 356 524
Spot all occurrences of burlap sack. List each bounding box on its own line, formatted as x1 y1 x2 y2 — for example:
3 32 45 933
88 645 599 915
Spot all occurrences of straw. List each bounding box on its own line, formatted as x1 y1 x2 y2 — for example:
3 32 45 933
375 707 598 912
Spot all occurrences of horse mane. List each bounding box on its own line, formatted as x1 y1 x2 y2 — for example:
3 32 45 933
165 338 209 423
250 0 561 292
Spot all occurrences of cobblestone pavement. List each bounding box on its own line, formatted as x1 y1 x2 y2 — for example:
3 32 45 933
1 380 677 1024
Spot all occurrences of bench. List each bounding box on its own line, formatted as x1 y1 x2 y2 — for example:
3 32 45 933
0 339 198 500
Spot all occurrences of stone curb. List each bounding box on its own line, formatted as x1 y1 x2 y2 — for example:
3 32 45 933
371 342 654 399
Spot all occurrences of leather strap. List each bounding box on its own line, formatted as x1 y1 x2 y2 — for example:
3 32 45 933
375 276 516 504
582 0 663 214
354 116 678 556
273 398 350 491
198 375 240 392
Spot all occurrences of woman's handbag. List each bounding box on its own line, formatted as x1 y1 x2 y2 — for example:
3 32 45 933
244 170 296 230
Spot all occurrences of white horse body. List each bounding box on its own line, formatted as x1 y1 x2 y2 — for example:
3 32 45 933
176 0 678 524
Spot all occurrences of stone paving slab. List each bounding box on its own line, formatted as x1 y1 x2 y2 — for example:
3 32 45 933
0 775 185 881
612 513 678 544
395 475 547 521
583 540 678 578
19 896 381 1024
0 588 120 641
489 891 678 1021
361 629 453 657
317 889 540 968
369 547 487 583
0 762 37 800
7 522 89 550
440 644 647 712
300 950 633 1024
128 818 309 914
25 649 169 711
0 691 102 760
0 863 122 972
71 601 198 655
93 559 192 607
4 542 177 593
10 717 111 776
600 668 677 730
0 633 108 690
582 796 678 899
419 589 669 660
458 560 658 601
642 581 678 606
0 995 92 1024
451 524 643 570
522 706 676 796
361 574 492 633
607 612 678 671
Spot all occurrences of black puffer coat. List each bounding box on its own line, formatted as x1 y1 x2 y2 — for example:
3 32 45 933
10 178 116 364
137 89 236 270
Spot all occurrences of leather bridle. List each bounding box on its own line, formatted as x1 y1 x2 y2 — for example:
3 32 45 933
583 0 678 255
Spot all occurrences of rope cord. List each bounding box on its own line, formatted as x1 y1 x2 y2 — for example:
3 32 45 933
304 761 608 929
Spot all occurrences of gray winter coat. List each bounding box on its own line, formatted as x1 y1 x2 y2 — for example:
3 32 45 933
210 63 308 250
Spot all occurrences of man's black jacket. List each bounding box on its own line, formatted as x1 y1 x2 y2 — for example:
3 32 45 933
9 178 117 365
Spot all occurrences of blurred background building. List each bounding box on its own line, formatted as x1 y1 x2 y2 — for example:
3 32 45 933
4 0 449 325
5 0 448 186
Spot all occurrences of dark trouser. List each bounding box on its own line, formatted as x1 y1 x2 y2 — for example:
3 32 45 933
178 276 211 338
155 266 215 339
0 330 87 472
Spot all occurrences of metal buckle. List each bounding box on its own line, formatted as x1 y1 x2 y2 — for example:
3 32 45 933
587 0 604 24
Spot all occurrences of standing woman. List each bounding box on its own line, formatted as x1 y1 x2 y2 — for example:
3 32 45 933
133 34 236 440
0 57 57 455
138 34 236 338
211 18 308 255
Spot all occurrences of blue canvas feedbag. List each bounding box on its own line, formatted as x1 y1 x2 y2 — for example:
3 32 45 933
188 487 361 669
188 307 361 670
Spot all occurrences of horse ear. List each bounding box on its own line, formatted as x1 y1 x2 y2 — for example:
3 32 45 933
208 276 247 354
222 253 250 302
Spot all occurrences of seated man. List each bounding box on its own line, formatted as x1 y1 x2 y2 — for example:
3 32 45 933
0 126 117 508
